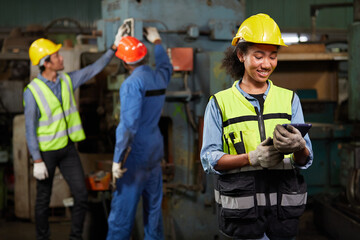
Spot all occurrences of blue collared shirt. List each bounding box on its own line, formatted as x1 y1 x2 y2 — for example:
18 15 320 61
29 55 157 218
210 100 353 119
200 80 313 174
24 48 115 160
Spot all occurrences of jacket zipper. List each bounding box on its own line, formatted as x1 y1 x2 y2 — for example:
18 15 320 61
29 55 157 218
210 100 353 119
254 107 266 142
255 106 270 210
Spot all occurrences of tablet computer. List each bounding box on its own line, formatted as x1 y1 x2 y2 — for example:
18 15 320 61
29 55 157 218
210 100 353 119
282 123 312 137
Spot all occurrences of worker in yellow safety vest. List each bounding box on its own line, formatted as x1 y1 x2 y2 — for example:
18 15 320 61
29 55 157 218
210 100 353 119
23 25 126 240
200 13 313 240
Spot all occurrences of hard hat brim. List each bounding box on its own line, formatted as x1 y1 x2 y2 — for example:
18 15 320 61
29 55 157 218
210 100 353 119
231 36 287 47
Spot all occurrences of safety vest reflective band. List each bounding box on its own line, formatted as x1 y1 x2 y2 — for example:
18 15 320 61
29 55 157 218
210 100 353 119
213 80 293 168
214 189 307 209
26 73 85 151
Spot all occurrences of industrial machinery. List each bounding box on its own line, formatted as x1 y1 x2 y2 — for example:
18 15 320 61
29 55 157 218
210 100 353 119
308 1 360 238
10 0 360 239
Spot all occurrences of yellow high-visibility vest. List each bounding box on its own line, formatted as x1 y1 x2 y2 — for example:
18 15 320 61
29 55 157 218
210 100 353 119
25 73 85 151
213 80 293 158
212 80 307 238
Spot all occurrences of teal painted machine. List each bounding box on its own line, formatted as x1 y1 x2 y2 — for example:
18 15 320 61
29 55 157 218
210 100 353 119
308 4 360 238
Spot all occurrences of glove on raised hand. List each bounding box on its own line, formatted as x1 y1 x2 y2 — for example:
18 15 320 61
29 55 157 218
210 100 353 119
144 27 161 43
114 24 129 47
248 137 283 168
33 161 48 180
273 124 306 154
112 162 127 179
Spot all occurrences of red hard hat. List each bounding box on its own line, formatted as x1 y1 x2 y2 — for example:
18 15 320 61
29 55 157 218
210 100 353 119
115 36 147 64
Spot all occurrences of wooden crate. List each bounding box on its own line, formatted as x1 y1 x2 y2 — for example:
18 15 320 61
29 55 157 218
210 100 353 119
278 43 326 53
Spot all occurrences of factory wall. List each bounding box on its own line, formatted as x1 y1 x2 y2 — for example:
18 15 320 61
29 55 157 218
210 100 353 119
0 0 101 30
0 0 354 32
246 0 353 31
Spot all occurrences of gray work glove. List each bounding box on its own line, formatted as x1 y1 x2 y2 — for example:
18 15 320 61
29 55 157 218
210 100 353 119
144 27 161 43
112 162 127 179
273 124 306 154
33 161 48 180
248 137 283 168
114 24 129 47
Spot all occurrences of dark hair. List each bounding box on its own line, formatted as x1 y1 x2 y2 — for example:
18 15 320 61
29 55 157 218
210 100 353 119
221 42 254 80
39 56 51 73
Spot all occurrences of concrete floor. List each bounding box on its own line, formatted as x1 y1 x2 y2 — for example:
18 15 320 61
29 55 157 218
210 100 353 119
0 208 331 240
0 219 71 240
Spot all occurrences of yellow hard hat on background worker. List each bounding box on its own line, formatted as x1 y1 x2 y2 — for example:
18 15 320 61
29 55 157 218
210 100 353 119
232 13 287 47
29 38 62 65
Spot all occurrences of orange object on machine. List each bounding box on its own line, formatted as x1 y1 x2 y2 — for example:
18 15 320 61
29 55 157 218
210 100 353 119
167 48 193 71
87 171 111 191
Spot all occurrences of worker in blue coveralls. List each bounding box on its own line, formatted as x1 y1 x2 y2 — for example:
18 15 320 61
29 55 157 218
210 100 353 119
107 27 173 240
200 13 313 240
24 25 126 240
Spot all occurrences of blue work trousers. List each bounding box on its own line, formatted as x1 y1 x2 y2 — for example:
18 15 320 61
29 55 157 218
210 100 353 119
107 164 163 240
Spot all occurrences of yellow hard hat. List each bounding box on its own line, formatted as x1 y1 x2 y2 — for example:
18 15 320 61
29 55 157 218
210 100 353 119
29 38 62 65
232 13 287 47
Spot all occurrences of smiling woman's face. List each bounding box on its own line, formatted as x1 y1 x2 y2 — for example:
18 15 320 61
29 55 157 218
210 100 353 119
238 44 278 84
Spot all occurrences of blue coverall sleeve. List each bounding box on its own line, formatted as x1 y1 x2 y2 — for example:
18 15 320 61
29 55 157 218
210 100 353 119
68 48 115 90
200 98 225 174
23 88 41 160
154 44 173 84
291 93 314 169
113 80 144 163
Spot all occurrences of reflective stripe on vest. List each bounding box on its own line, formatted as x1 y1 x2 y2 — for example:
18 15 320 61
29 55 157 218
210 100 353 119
37 124 84 142
214 189 307 208
26 73 85 151
28 78 78 127
213 80 293 168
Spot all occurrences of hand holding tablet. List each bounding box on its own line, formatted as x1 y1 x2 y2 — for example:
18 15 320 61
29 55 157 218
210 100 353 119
282 123 312 137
